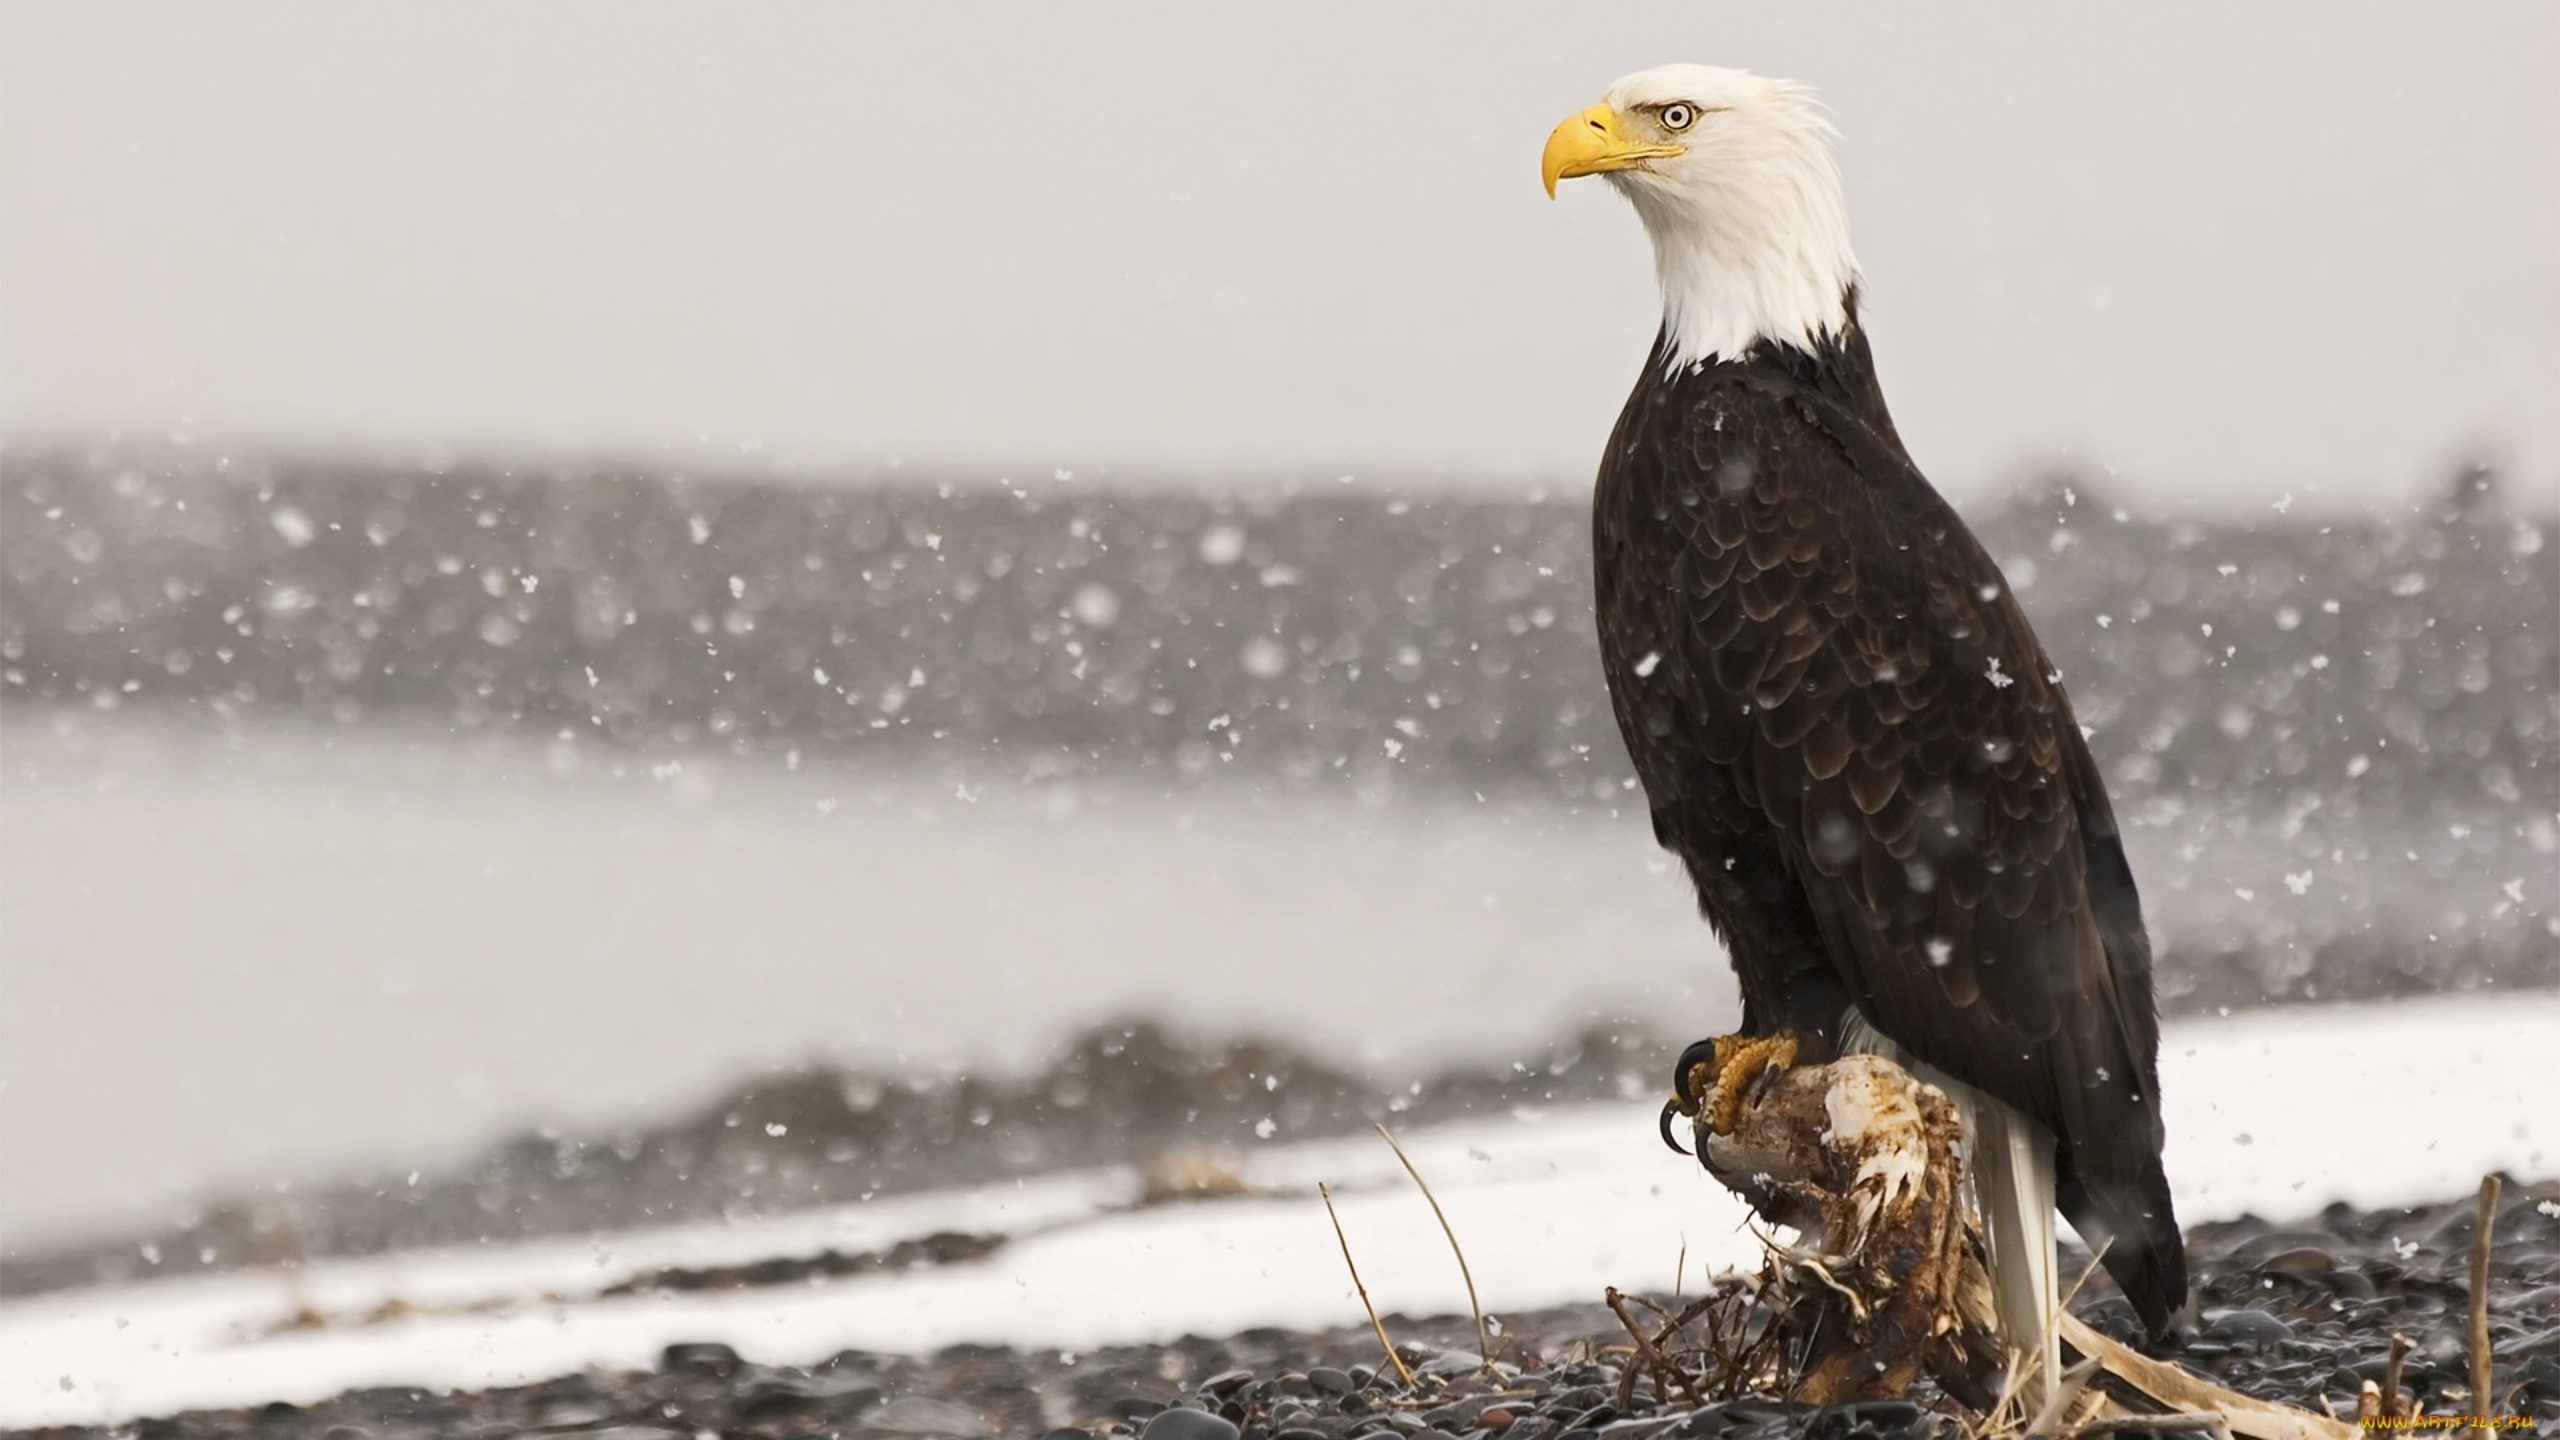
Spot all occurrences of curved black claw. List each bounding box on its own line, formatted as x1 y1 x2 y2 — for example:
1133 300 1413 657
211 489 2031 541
1669 1036 1723 1113
1659 1097 1692 1156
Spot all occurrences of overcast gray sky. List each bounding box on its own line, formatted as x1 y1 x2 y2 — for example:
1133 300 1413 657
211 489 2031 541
2 2 2553 511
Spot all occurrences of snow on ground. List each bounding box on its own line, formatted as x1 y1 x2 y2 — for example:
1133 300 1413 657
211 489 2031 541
3 993 2552 1430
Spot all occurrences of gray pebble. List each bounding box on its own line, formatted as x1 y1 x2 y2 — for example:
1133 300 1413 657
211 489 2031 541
2204 1307 2295 1348
1199 1368 1257 1398
1595 1418 1682 1440
1139 1409 1241 1440
659 1341 743 1376
1424 1400 1484 1429
862 1395 992 1438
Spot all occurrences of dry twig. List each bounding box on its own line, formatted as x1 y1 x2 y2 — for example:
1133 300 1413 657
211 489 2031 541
1317 1181 1418 1389
1375 1122 1494 1373
2470 1174 2499 1416
1606 1285 1708 1407
2383 1332 2413 1422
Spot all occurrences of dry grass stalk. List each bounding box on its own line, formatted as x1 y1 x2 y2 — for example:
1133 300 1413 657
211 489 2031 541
1999 1245 2113 1434
1317 1180 1419 1389
2470 1173 2499 1417
2382 1332 2413 1422
2021 1354 2104 1436
2073 1414 2236 1440
1954 1218 2122 1436
2054 1313 2357 1440
1960 1343 2037 1440
1374 1122 1494 1373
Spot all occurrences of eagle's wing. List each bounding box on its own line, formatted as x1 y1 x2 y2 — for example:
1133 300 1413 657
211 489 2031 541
1609 358 2185 1331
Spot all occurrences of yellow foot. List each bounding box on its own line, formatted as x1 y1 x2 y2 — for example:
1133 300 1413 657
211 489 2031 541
1669 1033 1801 1138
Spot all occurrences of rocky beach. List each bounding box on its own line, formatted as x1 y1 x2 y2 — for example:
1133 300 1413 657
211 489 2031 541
17 1179 2555 1440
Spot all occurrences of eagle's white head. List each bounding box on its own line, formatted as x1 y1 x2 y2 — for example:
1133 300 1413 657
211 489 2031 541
1544 65 1859 369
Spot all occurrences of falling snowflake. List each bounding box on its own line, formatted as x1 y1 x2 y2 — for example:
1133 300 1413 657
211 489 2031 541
268 505 316 547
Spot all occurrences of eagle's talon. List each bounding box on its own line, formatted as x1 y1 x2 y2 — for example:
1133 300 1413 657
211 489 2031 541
1659 1097 1692 1155
1669 1032 1802 1140
1704 1033 1798 1134
1669 1036 1723 1113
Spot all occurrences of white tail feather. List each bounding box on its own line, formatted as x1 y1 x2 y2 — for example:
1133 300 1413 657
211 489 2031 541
1841 1012 2059 1411
1963 1086 2060 1412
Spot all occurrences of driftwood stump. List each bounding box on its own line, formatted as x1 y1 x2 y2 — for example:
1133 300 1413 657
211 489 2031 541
1690 1053 2004 1406
1679 1052 2357 1439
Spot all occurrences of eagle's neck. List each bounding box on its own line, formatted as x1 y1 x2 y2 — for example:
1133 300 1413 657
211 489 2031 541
1612 143 1860 370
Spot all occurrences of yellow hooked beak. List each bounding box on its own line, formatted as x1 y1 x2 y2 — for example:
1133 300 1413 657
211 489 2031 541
1542 103 1686 198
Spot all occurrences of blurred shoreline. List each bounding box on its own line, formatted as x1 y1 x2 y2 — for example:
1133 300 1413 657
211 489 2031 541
6 443 2551 807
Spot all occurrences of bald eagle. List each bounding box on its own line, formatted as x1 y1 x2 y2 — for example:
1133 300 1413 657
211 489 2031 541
1542 66 2188 1382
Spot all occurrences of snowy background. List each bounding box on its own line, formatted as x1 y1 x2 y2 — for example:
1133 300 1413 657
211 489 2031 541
0 1 2554 1409
2 448 2549 1275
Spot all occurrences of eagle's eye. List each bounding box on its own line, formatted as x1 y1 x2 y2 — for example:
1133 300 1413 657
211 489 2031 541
1659 103 1698 132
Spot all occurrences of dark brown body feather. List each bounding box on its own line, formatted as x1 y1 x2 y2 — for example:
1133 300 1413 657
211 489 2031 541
1594 308 2188 1336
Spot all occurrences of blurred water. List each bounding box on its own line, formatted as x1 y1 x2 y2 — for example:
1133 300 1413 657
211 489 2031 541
0 714 1724 1251
4 706 2550 1261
